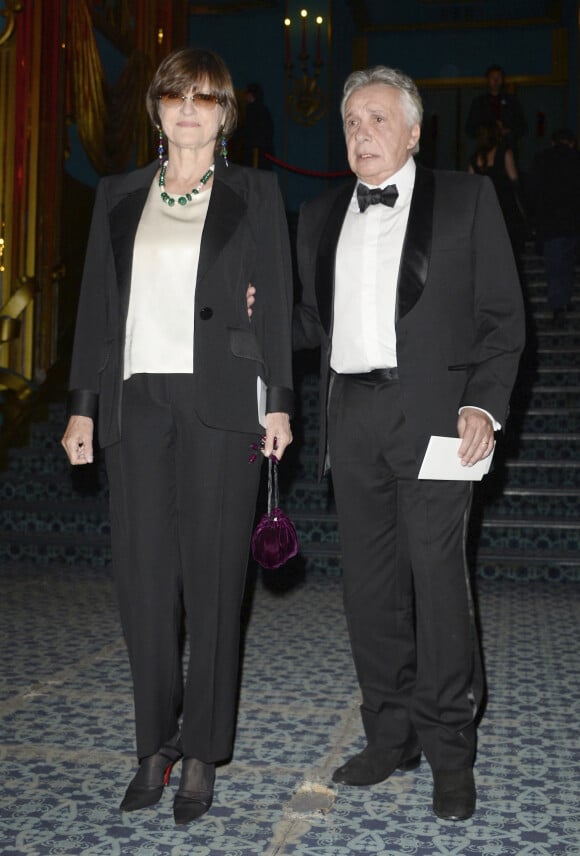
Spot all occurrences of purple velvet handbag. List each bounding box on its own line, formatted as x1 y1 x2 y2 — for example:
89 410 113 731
251 456 298 569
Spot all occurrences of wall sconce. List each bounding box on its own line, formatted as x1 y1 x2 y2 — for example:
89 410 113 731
284 9 326 126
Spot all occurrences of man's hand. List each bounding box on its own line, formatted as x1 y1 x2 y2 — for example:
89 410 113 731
61 415 94 465
246 283 256 318
457 407 495 467
264 412 292 461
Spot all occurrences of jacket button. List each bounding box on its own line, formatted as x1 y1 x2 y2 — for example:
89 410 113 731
200 306 213 320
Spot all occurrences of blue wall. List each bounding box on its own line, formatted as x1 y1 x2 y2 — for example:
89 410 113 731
188 1 341 211
366 27 553 79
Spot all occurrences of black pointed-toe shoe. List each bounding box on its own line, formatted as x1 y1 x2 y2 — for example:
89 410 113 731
332 738 422 786
120 741 183 812
432 768 476 821
173 758 215 825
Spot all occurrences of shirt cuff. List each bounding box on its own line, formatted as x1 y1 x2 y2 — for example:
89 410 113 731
459 405 501 431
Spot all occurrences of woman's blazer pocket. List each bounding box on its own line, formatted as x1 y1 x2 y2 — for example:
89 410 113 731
228 327 265 366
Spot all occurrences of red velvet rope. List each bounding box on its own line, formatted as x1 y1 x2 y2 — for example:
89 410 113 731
264 152 352 179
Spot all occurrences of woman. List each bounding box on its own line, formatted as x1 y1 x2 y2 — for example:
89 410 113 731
468 121 527 256
61 47 293 825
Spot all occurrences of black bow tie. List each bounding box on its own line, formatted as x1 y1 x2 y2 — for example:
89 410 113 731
357 183 399 212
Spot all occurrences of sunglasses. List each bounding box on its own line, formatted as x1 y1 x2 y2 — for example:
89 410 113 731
157 92 224 109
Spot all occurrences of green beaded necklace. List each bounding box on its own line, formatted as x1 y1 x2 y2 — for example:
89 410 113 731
159 161 214 207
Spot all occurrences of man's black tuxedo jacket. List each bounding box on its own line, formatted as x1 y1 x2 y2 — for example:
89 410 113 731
68 158 294 446
294 163 525 477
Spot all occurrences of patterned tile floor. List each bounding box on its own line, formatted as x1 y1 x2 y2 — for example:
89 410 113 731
1 564 580 855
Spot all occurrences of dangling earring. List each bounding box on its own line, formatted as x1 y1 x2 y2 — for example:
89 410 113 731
220 134 229 167
157 125 165 166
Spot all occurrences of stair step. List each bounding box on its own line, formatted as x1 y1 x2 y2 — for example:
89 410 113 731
507 434 580 461
512 411 580 432
528 293 573 304
291 511 340 547
535 330 580 343
24 427 68 450
478 490 580 519
0 503 110 536
288 455 319 482
0 533 111 566
475 518 579 552
503 460 580 489
299 544 580 583
476 549 580 582
0 473 333 510
522 352 580 368
521 369 580 388
513 387 580 408
285 481 333 512
0 469 108 502
533 316 580 330
6 449 75 476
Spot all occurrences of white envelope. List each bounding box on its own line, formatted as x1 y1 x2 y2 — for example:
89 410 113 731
257 376 267 428
418 436 494 481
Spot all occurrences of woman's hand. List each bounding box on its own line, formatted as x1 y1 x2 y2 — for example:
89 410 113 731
61 415 95 465
264 412 292 461
246 282 289 459
246 283 256 318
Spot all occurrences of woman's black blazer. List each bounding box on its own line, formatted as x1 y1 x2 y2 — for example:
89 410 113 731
68 158 294 446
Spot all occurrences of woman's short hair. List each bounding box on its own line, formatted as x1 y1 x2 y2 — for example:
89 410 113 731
340 66 423 155
146 47 238 138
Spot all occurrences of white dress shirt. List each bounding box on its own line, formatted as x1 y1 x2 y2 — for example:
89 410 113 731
330 156 499 428
331 157 415 373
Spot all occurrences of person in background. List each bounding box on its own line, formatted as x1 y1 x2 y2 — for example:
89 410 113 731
292 65 525 821
238 82 274 169
468 121 527 259
61 47 293 826
466 65 527 148
530 127 580 326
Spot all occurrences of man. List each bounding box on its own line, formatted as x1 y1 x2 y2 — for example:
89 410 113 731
466 65 527 146
530 128 580 326
238 82 274 170
293 66 525 821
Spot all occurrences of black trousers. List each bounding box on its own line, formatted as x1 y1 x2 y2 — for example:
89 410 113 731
105 374 261 762
328 374 484 770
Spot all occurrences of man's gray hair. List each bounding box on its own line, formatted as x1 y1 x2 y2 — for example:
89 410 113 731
341 66 423 155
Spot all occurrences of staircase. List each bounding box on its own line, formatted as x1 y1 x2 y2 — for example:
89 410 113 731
0 246 578 580
285 245 580 582
471 249 580 580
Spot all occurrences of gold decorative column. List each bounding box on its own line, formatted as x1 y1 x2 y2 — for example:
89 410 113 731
0 0 67 397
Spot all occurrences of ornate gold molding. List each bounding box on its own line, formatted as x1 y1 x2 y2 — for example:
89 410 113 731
0 0 23 47
190 1 276 12
416 29 569 89
364 16 561 33
0 277 34 343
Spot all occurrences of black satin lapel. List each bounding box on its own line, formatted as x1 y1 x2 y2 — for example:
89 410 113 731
396 165 435 321
316 182 354 335
197 180 247 283
109 187 150 319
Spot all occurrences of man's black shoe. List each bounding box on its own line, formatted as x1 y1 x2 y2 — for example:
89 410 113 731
432 768 476 821
332 743 421 786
